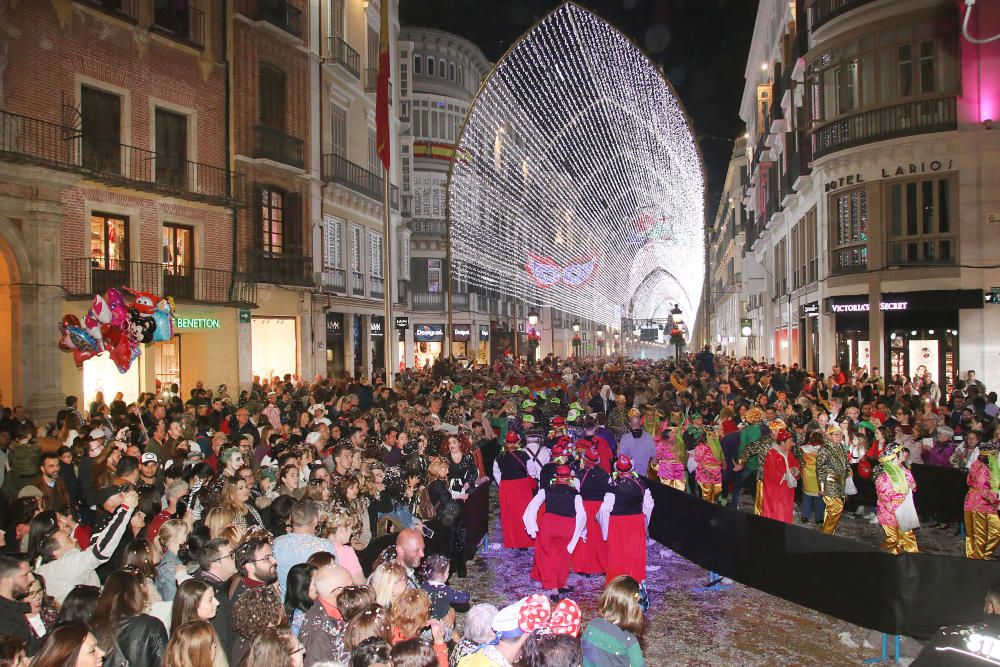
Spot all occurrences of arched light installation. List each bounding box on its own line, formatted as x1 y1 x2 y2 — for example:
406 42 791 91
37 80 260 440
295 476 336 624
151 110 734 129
447 2 705 329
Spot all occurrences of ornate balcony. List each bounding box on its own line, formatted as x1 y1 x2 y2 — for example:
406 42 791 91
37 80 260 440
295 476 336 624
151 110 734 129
241 251 313 287
321 153 399 209
325 37 360 78
253 125 305 168
812 97 957 160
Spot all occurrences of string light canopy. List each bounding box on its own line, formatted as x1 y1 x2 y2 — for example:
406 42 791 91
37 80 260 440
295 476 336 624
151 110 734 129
447 2 705 331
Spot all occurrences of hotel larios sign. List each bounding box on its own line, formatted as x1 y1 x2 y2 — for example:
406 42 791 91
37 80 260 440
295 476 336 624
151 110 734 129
824 160 955 193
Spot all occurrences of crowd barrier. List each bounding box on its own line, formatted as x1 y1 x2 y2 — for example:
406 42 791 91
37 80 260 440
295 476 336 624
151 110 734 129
647 481 1000 640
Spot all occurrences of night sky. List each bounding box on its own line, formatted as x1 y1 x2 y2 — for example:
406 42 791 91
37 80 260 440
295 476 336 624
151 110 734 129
401 0 760 222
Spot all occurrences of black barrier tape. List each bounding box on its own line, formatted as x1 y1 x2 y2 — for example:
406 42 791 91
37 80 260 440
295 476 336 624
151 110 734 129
648 481 1000 640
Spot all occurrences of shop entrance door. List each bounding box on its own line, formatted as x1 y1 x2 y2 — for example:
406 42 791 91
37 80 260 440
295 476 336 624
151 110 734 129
153 337 181 397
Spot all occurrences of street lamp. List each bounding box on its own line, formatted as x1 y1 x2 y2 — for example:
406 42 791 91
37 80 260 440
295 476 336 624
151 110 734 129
527 307 539 327
670 304 683 361
572 320 580 333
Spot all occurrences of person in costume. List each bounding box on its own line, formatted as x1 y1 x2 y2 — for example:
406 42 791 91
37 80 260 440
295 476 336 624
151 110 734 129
583 415 618 457
494 431 540 549
573 446 609 577
618 409 656 478
642 404 664 437
732 408 774 514
538 440 571 488
607 395 630 440
760 428 800 523
522 425 551 480
597 455 654 585
693 428 725 503
875 442 919 555
547 416 568 445
964 439 1000 559
798 430 824 525
523 465 587 595
654 427 687 491
578 426 613 473
816 423 852 534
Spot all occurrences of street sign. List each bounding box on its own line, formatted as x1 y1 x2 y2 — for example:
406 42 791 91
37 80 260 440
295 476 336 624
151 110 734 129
740 319 752 337
239 309 251 323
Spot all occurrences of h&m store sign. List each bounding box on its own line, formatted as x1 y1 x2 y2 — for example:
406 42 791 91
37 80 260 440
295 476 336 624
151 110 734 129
824 160 955 193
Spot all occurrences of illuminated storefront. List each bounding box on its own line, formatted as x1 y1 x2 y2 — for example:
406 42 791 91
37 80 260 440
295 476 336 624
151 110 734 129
252 316 298 380
414 323 444 368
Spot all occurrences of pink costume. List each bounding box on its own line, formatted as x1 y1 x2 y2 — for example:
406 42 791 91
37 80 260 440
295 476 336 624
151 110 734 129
965 460 1000 514
875 467 916 528
655 439 686 483
694 442 723 485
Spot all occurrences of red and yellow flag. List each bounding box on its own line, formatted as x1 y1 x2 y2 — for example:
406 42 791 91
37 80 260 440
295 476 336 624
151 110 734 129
375 0 391 172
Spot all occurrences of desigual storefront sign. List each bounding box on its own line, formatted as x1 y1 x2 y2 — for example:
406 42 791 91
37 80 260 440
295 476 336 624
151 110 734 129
415 324 444 342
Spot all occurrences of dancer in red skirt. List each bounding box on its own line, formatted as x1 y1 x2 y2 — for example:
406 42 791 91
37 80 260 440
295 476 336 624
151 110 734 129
597 455 654 585
573 445 610 577
523 464 586 596
494 430 540 549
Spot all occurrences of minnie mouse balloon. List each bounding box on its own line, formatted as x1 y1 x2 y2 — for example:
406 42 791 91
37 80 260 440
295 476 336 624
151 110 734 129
127 306 157 344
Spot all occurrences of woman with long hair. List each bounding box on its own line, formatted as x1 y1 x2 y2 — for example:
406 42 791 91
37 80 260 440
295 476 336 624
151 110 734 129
367 562 408 611
388 590 446 667
163 621 222 667
275 465 302 500
442 434 482 491
202 507 238 540
218 477 264 531
318 510 365 585
581 575 647 665
89 568 167 667
170 579 220 630
282 563 316 637
237 627 302 667
343 604 391 652
330 476 371 550
361 463 393 537
57 585 101 625
155 520 190 602
28 622 104 667
23 572 58 643
25 512 58 567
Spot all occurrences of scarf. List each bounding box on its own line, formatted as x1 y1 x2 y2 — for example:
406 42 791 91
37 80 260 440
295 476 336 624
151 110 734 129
881 459 909 495
706 431 724 464
988 454 1000 495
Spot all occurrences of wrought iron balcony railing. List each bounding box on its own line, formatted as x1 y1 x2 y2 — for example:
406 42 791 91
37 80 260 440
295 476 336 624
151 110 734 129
411 292 445 311
78 0 140 23
370 276 385 299
411 219 445 237
254 0 302 37
396 279 408 307
812 97 957 160
63 258 257 306
151 3 205 47
242 250 313 286
352 271 365 296
253 125 305 168
325 37 360 78
811 0 877 31
321 268 347 293
321 153 399 209
0 110 243 206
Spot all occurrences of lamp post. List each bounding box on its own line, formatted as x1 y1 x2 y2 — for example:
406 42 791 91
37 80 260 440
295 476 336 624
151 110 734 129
526 307 539 363
572 320 580 357
597 327 604 357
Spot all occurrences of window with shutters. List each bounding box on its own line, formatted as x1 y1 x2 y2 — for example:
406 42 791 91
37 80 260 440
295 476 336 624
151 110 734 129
330 0 344 38
399 231 411 280
427 57 434 76
331 106 347 156
886 176 955 265
351 226 363 273
401 157 410 192
260 186 285 255
368 28 379 72
259 65 286 129
155 108 188 189
448 63 455 81
369 231 384 279
400 63 408 97
81 86 122 174
413 55 422 75
323 216 344 270
438 59 446 78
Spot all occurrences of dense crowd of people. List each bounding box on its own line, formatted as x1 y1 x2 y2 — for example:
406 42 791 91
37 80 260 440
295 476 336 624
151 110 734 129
0 348 995 667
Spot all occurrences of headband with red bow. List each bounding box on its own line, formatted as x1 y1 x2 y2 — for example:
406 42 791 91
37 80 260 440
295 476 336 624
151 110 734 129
518 594 581 637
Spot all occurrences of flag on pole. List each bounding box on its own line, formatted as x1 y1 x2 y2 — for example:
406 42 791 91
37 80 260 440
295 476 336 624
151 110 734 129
375 0 391 172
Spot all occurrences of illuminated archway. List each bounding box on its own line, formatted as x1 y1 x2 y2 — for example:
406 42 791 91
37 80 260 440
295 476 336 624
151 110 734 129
447 2 705 330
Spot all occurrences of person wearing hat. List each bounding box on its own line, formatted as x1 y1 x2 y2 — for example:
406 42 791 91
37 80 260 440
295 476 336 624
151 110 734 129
597 455 653 586
760 429 800 523
538 441 570 488
816 423 853 535
572 445 610 578
693 428 726 504
138 452 161 492
654 427 687 492
607 395 630 440
875 442 919 554
732 407 776 515
617 409 655 480
521 427 550 481
456 597 531 666
493 432 539 549
523 464 586 596
642 403 664 438
963 439 1000 559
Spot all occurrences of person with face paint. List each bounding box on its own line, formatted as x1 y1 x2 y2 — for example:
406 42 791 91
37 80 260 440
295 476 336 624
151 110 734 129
616 410 655 479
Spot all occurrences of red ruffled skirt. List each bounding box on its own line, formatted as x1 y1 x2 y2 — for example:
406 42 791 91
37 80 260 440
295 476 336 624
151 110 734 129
572 499 606 575
531 513 576 589
604 513 647 585
499 477 537 548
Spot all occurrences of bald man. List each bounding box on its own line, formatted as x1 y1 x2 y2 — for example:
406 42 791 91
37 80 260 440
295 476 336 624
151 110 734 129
298 565 353 667
395 528 425 588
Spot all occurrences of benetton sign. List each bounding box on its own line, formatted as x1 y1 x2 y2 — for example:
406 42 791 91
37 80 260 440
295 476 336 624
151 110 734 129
830 301 909 313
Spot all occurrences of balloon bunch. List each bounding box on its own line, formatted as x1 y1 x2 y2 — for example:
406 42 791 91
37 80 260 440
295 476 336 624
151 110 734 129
59 287 175 372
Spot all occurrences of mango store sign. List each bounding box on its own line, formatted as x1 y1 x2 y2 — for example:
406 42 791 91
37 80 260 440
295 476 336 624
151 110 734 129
172 316 222 329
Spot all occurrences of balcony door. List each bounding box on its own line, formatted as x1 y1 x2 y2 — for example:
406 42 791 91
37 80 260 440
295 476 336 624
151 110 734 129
259 65 286 131
153 0 191 38
155 108 188 190
81 86 121 174
90 213 129 293
162 223 194 299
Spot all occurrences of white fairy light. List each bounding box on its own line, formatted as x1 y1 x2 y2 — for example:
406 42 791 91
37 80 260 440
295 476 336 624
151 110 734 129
448 2 705 330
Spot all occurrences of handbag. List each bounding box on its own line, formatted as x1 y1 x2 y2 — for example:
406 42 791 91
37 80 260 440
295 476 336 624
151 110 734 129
895 490 921 532
844 476 858 496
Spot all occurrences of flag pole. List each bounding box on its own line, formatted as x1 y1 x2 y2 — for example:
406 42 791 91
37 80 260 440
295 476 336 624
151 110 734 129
375 0 393 389
382 167 393 389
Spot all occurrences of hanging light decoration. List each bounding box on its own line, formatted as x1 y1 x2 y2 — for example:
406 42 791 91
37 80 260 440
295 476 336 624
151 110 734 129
447 3 705 328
